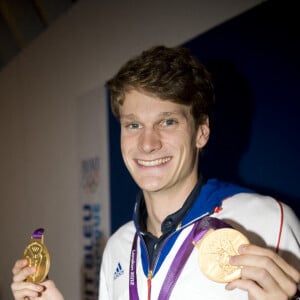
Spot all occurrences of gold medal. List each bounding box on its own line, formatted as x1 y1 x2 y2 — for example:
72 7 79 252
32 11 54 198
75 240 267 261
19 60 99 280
23 228 50 283
196 228 249 283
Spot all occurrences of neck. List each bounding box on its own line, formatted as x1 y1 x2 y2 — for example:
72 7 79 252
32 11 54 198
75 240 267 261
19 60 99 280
143 179 197 237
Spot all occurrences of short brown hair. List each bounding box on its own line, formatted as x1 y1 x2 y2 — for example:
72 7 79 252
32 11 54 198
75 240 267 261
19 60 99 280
106 45 215 126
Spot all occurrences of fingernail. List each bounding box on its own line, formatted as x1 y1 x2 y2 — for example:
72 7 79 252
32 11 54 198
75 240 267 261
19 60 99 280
37 285 44 292
21 259 28 266
238 244 248 253
27 266 36 274
229 255 238 265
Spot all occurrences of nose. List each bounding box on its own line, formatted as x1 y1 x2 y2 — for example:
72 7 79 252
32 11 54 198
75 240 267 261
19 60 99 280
139 128 162 153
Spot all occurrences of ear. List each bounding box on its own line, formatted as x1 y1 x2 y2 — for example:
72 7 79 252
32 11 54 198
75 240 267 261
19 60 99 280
195 117 210 149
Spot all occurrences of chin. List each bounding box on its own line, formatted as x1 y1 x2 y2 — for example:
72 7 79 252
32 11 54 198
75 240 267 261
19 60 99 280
137 179 164 192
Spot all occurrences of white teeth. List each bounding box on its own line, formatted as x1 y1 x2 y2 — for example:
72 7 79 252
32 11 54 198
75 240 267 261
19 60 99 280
137 157 171 166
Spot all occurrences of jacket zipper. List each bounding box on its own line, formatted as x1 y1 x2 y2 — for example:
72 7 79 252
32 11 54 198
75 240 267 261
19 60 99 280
138 213 209 299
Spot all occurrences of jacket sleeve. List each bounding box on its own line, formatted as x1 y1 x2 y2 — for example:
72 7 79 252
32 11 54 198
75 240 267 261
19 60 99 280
278 202 300 272
99 244 111 300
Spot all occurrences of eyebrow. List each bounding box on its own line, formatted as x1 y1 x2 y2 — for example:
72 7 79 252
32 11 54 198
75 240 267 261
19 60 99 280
120 110 187 120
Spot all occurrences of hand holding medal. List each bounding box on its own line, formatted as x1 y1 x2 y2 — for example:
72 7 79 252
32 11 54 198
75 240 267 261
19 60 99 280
23 228 51 283
195 228 249 283
11 231 64 300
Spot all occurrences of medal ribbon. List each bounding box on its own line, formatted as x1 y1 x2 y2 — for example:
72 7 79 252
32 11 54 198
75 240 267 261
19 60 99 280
32 228 45 239
129 216 231 300
129 233 139 299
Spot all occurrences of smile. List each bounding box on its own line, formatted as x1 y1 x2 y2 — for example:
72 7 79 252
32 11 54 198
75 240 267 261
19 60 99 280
137 157 171 167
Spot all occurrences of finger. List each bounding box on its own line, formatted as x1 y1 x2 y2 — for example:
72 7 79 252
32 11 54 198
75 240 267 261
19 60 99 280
12 259 28 275
226 277 264 299
226 277 287 300
230 254 296 294
230 246 299 297
36 280 64 300
11 281 44 299
238 265 286 293
41 279 59 292
13 265 36 283
239 244 300 283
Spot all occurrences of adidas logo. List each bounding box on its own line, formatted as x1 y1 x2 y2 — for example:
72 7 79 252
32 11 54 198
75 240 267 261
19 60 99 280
113 262 124 280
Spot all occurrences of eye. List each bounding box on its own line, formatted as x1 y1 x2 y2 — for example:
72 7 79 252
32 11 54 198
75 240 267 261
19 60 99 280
127 122 141 129
161 118 177 127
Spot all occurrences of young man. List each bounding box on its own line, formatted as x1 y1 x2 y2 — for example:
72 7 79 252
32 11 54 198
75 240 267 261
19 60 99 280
11 46 299 299
100 45 300 299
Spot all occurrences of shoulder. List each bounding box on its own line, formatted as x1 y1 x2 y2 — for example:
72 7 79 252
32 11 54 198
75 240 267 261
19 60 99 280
100 221 136 296
106 220 136 248
220 192 281 216
101 221 135 269
219 192 298 227
215 192 299 250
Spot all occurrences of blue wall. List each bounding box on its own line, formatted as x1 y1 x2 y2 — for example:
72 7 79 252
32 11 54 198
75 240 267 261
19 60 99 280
183 0 300 217
108 90 139 233
109 0 300 233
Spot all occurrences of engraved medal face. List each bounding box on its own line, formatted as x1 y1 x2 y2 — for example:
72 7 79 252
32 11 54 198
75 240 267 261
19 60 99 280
197 228 249 283
23 238 50 283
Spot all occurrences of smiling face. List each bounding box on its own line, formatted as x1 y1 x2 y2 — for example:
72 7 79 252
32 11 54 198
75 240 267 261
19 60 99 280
119 89 210 196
